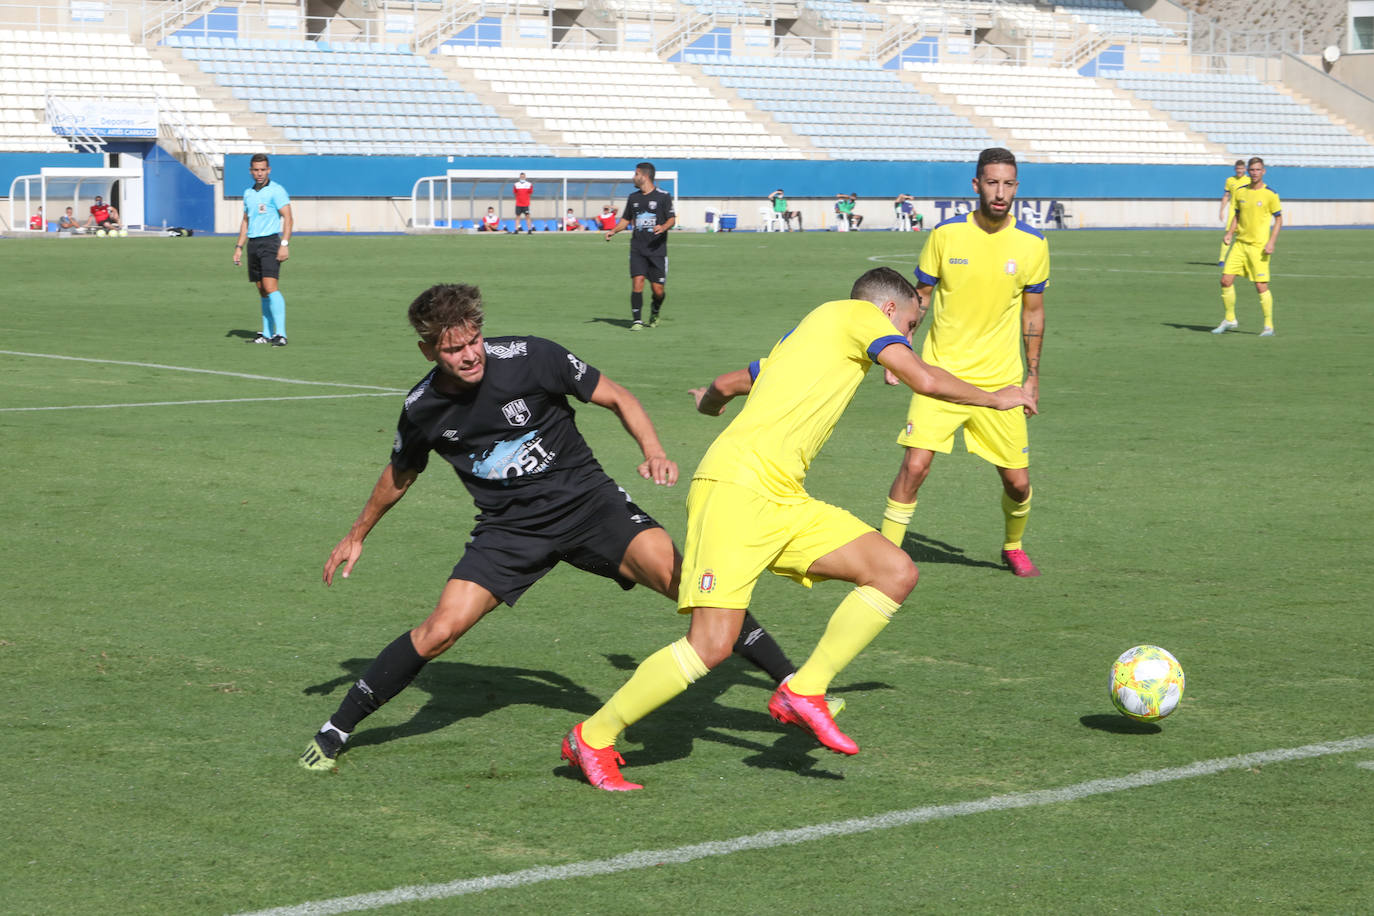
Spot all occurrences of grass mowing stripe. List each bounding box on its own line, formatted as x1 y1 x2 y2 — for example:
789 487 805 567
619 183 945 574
0 350 407 392
232 735 1374 916
0 393 401 412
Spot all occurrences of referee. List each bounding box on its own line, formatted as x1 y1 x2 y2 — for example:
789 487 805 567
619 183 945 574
233 153 293 346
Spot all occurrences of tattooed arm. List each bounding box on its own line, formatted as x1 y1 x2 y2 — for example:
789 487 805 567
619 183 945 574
1021 291 1044 417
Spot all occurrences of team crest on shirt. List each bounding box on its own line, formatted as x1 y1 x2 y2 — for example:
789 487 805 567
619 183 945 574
501 399 531 426
648 201 658 210
699 570 716 593
1005 260 1017 275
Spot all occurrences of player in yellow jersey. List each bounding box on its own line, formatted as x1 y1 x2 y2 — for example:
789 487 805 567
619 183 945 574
559 267 1036 790
879 147 1049 578
1218 159 1249 266
1214 157 1281 337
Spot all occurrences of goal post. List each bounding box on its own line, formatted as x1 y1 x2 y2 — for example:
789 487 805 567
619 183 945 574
410 169 679 231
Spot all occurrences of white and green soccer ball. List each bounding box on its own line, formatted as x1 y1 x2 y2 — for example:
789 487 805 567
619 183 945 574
1110 645 1184 722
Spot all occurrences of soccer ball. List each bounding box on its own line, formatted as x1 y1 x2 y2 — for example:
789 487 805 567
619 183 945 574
117 228 128 237
1110 645 1184 722
95 228 107 237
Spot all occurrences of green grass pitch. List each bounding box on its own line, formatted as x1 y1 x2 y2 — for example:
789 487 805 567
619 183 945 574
3 227 1372 914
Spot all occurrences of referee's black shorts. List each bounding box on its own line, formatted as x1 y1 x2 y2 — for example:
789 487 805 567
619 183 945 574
246 234 282 282
450 476 663 605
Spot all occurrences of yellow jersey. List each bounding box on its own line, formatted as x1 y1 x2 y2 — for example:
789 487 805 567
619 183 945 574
694 298 909 502
1231 183 1281 247
1224 174 1250 198
915 214 1050 388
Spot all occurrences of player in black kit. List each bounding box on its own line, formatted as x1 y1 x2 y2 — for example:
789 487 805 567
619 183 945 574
301 283 818 770
605 161 675 331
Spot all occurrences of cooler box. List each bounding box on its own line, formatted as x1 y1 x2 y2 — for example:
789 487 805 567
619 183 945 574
719 212 737 231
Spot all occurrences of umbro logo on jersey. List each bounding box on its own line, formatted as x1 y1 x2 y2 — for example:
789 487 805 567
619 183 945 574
442 429 461 440
567 353 587 381
502 399 531 426
486 341 528 359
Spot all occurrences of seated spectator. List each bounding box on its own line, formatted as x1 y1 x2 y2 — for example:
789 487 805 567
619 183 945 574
835 192 863 229
84 195 121 230
57 207 82 232
29 207 45 230
561 208 585 231
478 207 501 232
767 189 802 231
596 205 618 232
892 194 923 231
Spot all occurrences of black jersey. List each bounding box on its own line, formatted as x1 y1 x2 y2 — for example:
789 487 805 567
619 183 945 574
391 336 608 523
621 187 674 254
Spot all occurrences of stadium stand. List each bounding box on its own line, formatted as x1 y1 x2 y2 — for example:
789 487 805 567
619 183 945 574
167 35 547 156
0 28 254 154
909 63 1214 164
1111 71 1374 168
441 45 800 159
691 54 994 161
1053 0 1178 41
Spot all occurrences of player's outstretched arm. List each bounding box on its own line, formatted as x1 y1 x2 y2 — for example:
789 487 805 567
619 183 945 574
323 462 419 585
690 367 753 416
589 375 678 486
878 343 1036 414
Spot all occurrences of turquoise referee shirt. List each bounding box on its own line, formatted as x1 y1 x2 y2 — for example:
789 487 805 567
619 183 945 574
243 180 290 238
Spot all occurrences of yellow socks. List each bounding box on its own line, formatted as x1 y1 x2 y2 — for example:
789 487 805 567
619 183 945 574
788 586 899 696
1259 289 1274 329
1002 487 1032 551
880 497 917 546
580 637 708 749
1221 285 1237 323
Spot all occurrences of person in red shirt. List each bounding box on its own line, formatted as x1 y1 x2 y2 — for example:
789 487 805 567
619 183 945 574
84 195 121 230
562 208 585 231
479 207 501 232
29 207 44 230
512 172 533 234
596 205 617 231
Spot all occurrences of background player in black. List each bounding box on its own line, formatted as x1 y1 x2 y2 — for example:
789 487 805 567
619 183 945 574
605 161 675 331
301 283 810 770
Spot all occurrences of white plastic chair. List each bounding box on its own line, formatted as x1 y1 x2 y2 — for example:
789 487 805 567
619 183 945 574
759 205 785 232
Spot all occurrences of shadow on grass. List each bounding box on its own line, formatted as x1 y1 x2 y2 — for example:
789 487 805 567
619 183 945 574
1162 322 1256 335
1079 713 1162 735
901 532 1005 571
226 328 261 340
586 316 639 330
305 658 605 751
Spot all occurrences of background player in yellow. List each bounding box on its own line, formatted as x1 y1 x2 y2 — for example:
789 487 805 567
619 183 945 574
879 147 1049 578
1214 157 1281 337
1217 159 1249 266
560 267 1036 791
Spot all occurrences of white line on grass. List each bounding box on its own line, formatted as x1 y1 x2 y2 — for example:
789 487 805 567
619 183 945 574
0 392 401 412
233 734 1374 916
0 350 407 392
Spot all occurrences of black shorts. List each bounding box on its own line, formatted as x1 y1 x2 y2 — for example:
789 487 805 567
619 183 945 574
630 250 667 284
450 476 663 605
515 206 530 216
246 234 281 282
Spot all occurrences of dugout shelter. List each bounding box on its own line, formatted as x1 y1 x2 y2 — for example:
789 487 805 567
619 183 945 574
411 168 679 231
8 165 144 232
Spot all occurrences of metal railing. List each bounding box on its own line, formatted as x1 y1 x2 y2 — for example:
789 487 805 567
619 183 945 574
44 92 105 152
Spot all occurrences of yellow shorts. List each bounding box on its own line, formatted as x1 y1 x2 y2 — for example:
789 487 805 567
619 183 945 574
1223 240 1271 282
897 392 1029 469
677 478 874 612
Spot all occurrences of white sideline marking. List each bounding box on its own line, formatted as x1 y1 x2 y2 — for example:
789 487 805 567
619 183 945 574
1358 761 1374 770
234 734 1374 916
0 393 400 412
0 350 406 392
